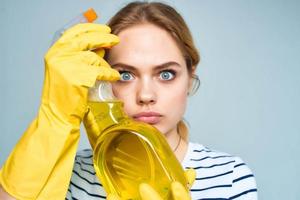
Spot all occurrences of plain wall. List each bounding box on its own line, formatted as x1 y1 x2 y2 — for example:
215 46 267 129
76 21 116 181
1 0 299 199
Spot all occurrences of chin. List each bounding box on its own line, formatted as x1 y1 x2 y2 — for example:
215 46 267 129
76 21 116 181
150 123 163 132
151 124 170 136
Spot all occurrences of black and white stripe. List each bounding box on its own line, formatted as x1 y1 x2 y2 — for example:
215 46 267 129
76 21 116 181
66 143 257 199
66 150 106 200
183 143 257 199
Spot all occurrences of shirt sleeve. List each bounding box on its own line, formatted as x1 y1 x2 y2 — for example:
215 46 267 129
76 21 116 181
229 156 258 199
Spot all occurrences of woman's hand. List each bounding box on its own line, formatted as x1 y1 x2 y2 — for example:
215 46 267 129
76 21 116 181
107 169 196 200
0 23 120 200
44 23 120 125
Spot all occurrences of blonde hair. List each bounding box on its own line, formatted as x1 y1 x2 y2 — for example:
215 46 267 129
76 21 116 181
107 1 200 141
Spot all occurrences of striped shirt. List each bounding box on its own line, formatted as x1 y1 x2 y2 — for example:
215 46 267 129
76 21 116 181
66 142 258 199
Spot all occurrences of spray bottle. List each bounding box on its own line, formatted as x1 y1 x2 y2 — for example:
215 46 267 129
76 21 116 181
85 81 188 199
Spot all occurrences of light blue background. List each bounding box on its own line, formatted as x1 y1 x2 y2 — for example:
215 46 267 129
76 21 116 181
1 0 299 199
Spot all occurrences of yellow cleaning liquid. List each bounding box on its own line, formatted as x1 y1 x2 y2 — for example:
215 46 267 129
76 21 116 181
85 82 188 199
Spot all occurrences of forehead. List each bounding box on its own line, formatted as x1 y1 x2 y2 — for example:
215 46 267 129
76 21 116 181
108 23 185 68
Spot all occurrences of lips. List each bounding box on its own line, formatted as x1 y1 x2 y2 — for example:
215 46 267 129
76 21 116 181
133 112 162 124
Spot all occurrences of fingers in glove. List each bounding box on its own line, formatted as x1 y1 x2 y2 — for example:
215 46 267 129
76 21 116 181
98 57 112 68
95 67 120 82
83 109 99 134
80 51 103 66
184 168 196 188
50 51 119 87
80 51 110 68
83 109 103 148
63 31 119 51
48 60 118 88
139 183 163 200
59 23 112 42
94 48 105 58
171 182 191 200
67 65 119 87
107 194 120 200
49 32 119 57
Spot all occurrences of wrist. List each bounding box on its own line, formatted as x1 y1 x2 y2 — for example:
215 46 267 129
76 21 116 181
38 103 82 130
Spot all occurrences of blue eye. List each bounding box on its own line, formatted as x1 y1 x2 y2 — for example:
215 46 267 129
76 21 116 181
120 71 133 81
159 71 175 80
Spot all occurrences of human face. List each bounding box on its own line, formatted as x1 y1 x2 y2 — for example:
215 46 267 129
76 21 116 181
107 23 192 137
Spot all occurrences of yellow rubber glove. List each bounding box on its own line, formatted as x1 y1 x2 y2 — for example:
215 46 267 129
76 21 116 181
0 23 120 200
107 168 196 200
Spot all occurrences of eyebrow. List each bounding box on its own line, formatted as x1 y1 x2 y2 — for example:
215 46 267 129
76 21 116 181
111 61 182 71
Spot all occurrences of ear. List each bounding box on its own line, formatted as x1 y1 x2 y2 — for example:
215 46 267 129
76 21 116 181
188 66 196 94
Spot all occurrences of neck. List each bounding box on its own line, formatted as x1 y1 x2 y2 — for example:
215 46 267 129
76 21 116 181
164 128 188 162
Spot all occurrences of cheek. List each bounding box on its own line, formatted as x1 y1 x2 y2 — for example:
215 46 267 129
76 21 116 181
156 86 188 134
112 83 136 115
160 81 189 116
112 81 136 98
167 89 188 116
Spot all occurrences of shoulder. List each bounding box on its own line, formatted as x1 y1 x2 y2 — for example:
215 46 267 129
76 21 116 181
229 156 258 199
66 149 107 199
183 142 258 199
182 142 235 170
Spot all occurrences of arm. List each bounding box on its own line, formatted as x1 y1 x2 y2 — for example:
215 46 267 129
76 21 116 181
230 157 258 199
0 23 120 200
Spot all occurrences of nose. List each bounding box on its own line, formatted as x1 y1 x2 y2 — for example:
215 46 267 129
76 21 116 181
136 78 157 106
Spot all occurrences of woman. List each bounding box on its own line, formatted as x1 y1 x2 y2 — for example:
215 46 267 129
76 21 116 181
0 1 257 200
67 1 258 200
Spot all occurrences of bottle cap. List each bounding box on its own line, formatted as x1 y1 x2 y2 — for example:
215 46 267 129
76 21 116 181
83 8 98 22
